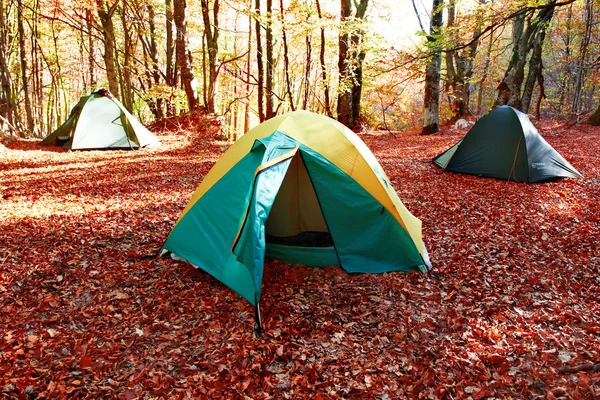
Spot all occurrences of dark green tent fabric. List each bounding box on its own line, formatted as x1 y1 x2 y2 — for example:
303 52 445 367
41 90 160 150
433 106 582 182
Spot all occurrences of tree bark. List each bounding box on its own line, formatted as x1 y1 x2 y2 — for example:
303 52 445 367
445 0 480 119
521 27 546 113
173 0 199 110
316 0 331 116
96 0 120 99
265 0 274 118
421 0 443 135
200 0 220 114
303 27 312 110
86 9 96 89
17 0 34 135
570 0 593 116
245 4 252 132
494 1 556 110
337 0 352 127
280 0 294 111
589 103 600 125
120 1 134 111
349 0 368 127
255 0 265 121
148 3 164 118
0 0 16 128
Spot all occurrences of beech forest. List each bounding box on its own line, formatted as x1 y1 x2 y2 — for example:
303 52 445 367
1 0 599 398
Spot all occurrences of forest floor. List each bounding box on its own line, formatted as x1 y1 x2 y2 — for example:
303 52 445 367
1 115 599 399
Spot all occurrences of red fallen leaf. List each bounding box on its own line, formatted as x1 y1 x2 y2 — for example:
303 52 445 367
80 356 93 367
124 388 136 400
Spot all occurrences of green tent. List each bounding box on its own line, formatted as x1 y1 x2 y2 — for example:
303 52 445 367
162 111 431 329
433 106 582 182
41 89 160 150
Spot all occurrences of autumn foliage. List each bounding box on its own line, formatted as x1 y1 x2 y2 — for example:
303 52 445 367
1 119 599 398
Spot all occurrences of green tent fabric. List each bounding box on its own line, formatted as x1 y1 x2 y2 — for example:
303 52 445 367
433 106 582 182
40 90 160 150
162 111 431 328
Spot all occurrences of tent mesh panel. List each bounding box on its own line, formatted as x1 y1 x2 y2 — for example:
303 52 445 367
266 231 333 247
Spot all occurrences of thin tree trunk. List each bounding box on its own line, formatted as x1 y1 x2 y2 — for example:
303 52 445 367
17 0 34 135
280 0 294 111
265 0 274 118
315 0 331 116
303 27 312 110
86 9 96 89
0 0 15 127
200 0 220 114
174 0 199 110
120 1 134 110
421 0 443 135
148 4 164 118
166 0 177 115
570 0 593 116
255 0 265 121
477 26 494 114
244 2 252 132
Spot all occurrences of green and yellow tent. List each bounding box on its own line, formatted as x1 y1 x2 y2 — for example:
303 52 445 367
162 111 430 328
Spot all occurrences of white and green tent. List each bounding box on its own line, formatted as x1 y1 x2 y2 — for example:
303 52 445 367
41 89 160 150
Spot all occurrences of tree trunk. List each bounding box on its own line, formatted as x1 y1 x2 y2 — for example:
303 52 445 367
120 1 134 111
165 0 177 116
477 25 495 114
0 0 16 128
494 2 556 110
303 29 312 110
445 0 480 119
421 0 443 135
280 0 294 111
255 0 265 121
570 0 593 116
96 0 120 99
521 27 546 113
337 0 352 127
316 0 331 116
173 0 199 110
244 4 251 132
200 0 220 114
86 9 96 89
265 0 274 118
589 103 600 125
148 3 164 118
349 0 368 127
17 0 34 135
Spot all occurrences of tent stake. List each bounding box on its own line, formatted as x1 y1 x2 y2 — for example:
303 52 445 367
254 299 263 337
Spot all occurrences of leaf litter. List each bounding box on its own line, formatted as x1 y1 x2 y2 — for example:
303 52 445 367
0 118 599 398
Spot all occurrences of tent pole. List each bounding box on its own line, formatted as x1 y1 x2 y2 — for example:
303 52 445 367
254 296 263 337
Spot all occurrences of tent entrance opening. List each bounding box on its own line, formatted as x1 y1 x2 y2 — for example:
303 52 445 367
264 152 338 266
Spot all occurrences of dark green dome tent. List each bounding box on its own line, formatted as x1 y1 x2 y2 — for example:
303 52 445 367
41 89 160 150
433 106 582 182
